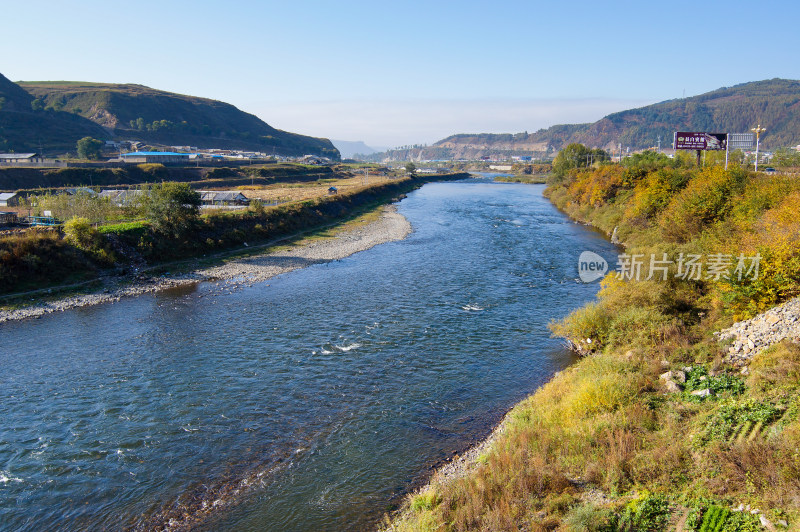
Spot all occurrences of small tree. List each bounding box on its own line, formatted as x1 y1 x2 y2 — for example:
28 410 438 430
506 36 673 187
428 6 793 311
552 143 609 180
141 182 202 237
30 98 44 111
63 216 115 265
405 162 417 176
248 198 266 215
76 137 104 160
63 217 97 249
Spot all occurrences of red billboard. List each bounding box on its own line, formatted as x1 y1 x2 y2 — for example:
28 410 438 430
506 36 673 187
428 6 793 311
674 132 727 150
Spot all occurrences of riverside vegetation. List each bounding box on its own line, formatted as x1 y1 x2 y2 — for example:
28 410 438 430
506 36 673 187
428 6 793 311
388 150 800 531
0 172 467 296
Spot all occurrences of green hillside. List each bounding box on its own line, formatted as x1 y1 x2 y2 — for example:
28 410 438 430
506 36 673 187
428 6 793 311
16 80 339 158
0 73 110 153
0 72 35 112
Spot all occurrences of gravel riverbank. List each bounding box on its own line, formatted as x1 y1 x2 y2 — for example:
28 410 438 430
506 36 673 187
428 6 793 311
0 205 411 324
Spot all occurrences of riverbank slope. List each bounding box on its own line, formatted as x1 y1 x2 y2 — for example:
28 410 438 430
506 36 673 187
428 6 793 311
1 173 468 319
0 205 410 323
388 159 800 531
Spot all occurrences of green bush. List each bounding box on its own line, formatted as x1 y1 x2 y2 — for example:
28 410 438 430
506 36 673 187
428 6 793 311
63 217 116 265
618 492 670 531
718 510 765 531
658 167 745 243
409 490 439 512
704 399 780 441
550 302 610 353
683 367 746 400
698 505 729 532
98 221 148 234
63 217 95 248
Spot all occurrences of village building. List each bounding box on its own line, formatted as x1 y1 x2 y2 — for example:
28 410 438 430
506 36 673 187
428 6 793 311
98 189 146 206
120 151 191 164
0 153 42 164
0 192 21 207
198 191 250 207
64 187 97 197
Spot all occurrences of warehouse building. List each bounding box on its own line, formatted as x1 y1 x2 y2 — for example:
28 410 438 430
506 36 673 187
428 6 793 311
120 151 191 164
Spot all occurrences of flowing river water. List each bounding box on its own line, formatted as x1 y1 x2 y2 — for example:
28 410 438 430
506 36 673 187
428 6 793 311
0 179 618 531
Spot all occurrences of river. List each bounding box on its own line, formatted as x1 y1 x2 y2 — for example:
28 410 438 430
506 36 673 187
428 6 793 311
0 179 618 531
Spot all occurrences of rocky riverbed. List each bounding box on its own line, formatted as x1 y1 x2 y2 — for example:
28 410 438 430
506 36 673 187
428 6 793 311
716 297 800 366
0 206 411 324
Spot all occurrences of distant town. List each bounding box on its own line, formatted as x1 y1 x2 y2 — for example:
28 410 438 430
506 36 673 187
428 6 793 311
0 140 336 167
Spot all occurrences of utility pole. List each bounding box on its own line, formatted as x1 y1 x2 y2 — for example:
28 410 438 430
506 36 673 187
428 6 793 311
751 124 766 171
657 135 661 153
725 133 729 170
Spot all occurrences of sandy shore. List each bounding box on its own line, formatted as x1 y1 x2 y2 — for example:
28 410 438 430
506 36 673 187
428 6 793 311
0 205 411 324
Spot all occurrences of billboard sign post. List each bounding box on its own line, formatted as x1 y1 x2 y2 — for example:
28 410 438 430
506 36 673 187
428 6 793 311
726 133 755 170
674 132 728 166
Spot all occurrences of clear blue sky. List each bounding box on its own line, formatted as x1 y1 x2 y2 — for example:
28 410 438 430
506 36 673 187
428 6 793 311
3 0 798 147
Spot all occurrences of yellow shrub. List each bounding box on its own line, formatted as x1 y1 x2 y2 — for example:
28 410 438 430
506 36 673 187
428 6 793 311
720 191 800 316
658 166 743 243
520 354 640 430
567 166 625 206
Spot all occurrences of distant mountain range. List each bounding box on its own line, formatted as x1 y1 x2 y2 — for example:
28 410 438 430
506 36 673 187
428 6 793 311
331 140 386 159
0 73 339 158
363 79 800 162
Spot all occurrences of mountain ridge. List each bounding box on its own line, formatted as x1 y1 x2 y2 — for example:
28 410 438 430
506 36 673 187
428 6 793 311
0 75 338 158
364 79 800 161
0 73 110 153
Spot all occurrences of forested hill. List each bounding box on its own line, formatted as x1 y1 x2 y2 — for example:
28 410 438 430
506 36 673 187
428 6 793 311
565 78 800 150
8 78 338 158
0 73 109 153
365 79 800 161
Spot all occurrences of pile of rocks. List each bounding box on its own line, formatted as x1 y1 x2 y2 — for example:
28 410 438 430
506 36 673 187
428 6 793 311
716 297 800 366
730 504 786 530
659 367 716 397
